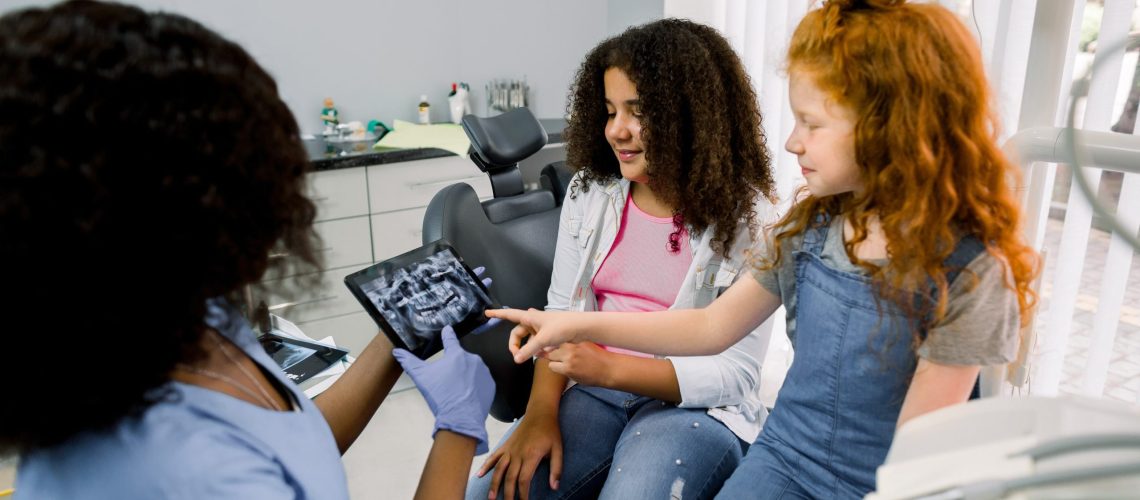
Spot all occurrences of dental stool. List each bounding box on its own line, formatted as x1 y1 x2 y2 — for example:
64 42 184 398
422 108 569 422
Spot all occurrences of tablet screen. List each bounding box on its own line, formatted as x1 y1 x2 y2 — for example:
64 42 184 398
344 240 497 359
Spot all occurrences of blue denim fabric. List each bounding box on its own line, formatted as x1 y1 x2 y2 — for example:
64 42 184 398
467 385 747 500
718 218 919 499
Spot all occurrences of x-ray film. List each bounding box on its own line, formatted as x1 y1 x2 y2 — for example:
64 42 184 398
344 240 498 359
257 331 349 384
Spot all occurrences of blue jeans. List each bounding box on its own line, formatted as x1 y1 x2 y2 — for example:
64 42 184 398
467 385 747 500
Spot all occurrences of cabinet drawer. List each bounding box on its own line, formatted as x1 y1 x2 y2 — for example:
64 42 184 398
309 167 369 221
370 207 428 261
366 156 491 213
260 268 362 324
312 216 372 271
265 216 372 280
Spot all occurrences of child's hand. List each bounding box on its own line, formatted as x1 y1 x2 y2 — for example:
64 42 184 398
484 308 578 363
543 341 614 387
476 410 563 498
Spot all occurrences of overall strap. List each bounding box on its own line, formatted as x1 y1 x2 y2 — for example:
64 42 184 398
922 235 987 312
942 236 986 287
800 212 831 256
929 235 988 399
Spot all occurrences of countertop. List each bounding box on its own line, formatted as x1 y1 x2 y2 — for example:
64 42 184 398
306 118 567 171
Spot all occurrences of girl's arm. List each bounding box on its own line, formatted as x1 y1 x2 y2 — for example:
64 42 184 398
492 276 782 362
476 360 568 498
474 178 582 496
897 253 1019 428
896 358 980 428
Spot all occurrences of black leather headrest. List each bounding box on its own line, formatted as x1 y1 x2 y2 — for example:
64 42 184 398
462 108 548 168
540 161 573 206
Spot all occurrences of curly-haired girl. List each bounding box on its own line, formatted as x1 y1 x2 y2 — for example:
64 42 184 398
469 18 777 500
2 2 493 498
492 1 1040 498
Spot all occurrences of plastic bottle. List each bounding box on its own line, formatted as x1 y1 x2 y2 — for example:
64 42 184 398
418 95 430 125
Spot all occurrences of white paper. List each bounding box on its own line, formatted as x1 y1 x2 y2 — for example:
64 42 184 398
268 314 353 398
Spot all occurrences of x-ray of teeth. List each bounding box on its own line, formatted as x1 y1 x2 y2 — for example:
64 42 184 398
359 250 490 351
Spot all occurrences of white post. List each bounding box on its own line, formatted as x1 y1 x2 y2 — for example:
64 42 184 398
1082 171 1140 396
1003 0 1084 394
1036 0 1135 396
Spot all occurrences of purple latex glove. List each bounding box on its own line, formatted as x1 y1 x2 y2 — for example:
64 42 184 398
393 325 495 454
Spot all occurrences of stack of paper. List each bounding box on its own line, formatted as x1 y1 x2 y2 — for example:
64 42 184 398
373 119 471 156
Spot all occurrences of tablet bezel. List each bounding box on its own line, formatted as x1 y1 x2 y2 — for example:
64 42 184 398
343 239 498 359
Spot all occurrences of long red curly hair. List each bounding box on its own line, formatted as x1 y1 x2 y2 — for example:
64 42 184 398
764 0 1040 336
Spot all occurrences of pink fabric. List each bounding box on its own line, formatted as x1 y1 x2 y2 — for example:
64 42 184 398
592 194 692 357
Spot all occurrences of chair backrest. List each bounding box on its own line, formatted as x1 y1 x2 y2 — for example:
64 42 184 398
541 161 572 206
423 108 569 421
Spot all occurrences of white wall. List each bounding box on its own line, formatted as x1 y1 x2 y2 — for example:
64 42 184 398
608 0 664 36
2 0 662 135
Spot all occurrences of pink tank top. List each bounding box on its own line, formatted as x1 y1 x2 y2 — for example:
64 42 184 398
591 194 692 357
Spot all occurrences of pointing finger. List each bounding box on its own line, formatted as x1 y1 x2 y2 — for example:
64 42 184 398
486 307 528 323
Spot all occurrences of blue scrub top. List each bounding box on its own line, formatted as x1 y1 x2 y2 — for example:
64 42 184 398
16 299 348 500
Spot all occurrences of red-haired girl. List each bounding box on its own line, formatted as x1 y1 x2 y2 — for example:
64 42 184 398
490 1 1039 497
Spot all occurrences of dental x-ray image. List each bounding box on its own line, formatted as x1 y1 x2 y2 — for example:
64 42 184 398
345 240 497 359
265 339 315 370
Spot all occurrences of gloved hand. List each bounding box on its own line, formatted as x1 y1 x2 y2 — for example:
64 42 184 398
393 326 495 454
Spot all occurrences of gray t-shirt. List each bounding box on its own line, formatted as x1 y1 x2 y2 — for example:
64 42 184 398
752 215 1019 366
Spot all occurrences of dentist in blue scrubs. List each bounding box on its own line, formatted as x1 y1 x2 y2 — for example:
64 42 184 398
0 2 492 498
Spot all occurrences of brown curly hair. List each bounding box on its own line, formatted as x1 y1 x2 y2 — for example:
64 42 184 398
0 1 320 453
563 18 776 256
763 0 1039 334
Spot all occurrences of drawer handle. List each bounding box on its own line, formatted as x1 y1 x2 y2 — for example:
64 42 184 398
267 295 337 311
313 196 331 203
407 174 486 189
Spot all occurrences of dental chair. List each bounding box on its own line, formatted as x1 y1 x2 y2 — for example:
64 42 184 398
422 107 570 422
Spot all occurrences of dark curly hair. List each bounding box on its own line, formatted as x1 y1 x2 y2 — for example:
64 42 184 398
0 1 320 454
564 18 776 256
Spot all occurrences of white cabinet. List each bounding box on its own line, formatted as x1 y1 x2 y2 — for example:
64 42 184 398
251 153 491 357
370 207 427 261
367 155 491 215
312 216 374 272
309 166 369 221
264 216 373 280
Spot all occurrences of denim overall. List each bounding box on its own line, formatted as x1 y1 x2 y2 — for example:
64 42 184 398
718 217 983 499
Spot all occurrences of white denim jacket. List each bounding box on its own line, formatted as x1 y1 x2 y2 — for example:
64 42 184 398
546 173 771 442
